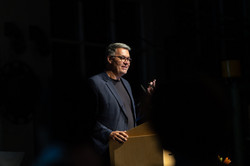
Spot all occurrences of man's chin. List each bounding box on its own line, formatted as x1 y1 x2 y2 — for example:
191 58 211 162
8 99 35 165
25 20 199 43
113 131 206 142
121 70 128 75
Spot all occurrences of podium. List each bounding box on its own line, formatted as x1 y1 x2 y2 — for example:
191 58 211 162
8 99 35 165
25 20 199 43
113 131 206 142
109 122 175 166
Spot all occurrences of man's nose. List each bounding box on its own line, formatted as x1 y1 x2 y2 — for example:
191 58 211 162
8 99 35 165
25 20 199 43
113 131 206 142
124 61 129 65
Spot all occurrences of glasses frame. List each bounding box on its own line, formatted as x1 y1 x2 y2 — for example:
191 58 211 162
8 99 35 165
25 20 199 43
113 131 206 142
111 55 132 62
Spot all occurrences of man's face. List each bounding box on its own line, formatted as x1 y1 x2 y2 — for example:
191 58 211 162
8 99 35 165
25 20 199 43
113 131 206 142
109 48 131 77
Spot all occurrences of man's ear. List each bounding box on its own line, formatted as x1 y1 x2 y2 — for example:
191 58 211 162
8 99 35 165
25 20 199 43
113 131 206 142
107 56 113 64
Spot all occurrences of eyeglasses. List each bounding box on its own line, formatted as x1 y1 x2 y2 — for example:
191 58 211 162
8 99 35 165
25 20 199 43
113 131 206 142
111 56 132 62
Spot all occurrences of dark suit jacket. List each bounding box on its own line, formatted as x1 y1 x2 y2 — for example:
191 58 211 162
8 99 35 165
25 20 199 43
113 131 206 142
88 72 137 155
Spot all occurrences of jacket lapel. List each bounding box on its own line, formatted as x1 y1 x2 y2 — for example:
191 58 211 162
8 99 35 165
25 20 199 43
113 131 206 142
103 73 128 118
121 78 137 124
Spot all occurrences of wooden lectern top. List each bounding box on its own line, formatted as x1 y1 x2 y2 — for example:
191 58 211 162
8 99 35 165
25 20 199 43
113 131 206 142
109 122 175 166
126 122 156 137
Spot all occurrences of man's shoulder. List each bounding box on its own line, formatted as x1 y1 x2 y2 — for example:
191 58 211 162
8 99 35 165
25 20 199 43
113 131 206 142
89 73 100 80
88 72 108 82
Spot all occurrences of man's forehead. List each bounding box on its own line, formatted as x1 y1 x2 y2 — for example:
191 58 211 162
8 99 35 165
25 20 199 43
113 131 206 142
115 48 129 53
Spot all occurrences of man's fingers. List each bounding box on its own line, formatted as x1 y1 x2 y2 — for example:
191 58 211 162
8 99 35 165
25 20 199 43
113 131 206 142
148 79 156 88
114 136 126 143
151 79 156 87
111 131 128 143
117 132 128 142
153 79 156 86
119 131 129 138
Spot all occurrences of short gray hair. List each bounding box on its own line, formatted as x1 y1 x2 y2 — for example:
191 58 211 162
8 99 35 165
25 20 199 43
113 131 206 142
106 43 131 57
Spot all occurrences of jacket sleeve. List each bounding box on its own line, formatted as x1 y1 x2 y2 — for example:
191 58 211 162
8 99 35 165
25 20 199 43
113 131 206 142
87 78 113 147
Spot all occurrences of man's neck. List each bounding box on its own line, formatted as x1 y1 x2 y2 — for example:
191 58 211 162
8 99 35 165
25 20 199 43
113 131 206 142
106 70 121 80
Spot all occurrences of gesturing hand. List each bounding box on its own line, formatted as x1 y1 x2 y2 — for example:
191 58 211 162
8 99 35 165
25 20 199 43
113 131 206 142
147 79 156 95
110 131 129 143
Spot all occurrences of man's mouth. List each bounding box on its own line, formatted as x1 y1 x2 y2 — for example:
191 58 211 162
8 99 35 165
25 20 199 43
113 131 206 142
121 66 128 70
122 65 128 68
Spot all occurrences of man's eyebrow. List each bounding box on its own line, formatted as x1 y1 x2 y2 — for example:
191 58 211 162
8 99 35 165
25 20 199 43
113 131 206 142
117 54 130 57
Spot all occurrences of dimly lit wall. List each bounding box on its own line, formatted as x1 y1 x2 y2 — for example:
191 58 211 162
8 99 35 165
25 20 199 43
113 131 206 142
0 0 51 165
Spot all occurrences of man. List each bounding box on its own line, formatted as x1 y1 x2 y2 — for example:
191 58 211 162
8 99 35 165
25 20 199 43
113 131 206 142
87 43 155 164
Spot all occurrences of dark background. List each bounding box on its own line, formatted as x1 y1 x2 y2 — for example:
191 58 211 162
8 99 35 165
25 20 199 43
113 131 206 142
0 0 249 165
